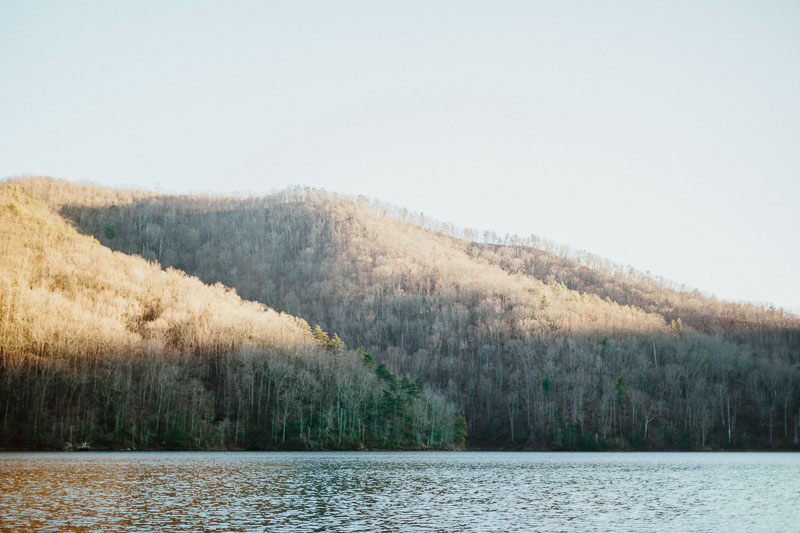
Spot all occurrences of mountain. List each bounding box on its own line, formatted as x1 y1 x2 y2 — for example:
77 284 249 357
0 179 460 450
7 177 800 449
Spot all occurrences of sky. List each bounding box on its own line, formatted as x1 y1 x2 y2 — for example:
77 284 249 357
2 1 799 312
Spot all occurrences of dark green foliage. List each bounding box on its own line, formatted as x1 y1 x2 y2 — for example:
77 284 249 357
359 347 375 368
400 377 423 399
375 363 397 390
454 416 468 447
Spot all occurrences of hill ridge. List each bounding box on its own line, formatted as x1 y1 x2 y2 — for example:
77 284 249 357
7 176 799 450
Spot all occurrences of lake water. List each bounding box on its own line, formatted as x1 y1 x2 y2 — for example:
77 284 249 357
1 451 798 532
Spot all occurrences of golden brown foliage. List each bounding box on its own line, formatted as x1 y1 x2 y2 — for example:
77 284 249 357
0 181 315 362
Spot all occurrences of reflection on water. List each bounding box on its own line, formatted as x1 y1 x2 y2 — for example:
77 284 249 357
1 452 799 532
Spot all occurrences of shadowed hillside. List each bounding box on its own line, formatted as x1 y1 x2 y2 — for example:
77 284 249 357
0 180 460 450
13 177 800 450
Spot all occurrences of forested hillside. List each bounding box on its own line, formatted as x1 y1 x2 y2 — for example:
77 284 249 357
11 177 800 450
470 239 798 346
0 180 460 450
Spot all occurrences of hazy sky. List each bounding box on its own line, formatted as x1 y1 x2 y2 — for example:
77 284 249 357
2 1 799 311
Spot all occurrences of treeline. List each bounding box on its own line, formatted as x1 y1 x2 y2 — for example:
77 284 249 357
0 181 460 450
12 177 800 449
4 346 458 450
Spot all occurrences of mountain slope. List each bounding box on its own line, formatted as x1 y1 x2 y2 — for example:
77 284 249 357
0 180 460 450
469 238 797 345
14 177 800 449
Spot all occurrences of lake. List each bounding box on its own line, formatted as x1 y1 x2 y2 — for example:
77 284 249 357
1 451 798 532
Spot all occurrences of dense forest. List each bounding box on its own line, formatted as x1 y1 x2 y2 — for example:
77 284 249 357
4 177 800 450
0 180 461 450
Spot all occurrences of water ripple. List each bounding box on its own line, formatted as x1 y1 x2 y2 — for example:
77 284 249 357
1 452 799 532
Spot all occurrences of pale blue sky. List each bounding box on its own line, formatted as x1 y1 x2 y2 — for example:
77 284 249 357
2 1 799 311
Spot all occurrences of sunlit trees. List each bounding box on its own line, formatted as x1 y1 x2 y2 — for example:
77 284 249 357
6 177 800 450
0 181 460 450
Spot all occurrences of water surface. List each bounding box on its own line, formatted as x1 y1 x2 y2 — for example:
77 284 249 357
2 451 798 532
